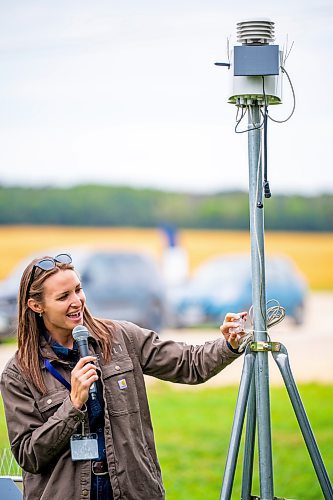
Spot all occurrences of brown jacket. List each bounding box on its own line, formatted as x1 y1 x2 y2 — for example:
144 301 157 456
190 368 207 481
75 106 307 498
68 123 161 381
0 320 241 500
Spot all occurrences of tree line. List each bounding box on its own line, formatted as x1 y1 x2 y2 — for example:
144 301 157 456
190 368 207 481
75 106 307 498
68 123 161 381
0 185 332 231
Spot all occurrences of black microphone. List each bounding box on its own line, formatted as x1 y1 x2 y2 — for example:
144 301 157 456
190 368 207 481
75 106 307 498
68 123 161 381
72 325 98 400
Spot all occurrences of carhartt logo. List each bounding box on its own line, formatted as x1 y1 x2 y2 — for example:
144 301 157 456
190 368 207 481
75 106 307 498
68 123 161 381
118 378 127 390
112 344 123 355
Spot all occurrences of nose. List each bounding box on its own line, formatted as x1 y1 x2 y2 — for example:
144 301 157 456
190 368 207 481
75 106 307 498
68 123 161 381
70 294 82 309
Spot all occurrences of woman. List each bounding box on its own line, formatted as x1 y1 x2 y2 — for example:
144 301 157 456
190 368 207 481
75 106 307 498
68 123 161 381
0 253 247 500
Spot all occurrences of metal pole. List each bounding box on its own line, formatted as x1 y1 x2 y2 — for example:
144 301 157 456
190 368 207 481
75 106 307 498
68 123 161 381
247 104 274 499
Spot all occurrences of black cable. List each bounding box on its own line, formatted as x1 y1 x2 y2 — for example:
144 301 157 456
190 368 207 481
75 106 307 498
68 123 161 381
249 105 265 131
268 66 296 123
263 109 271 199
235 105 265 134
262 77 271 199
235 105 243 123
234 106 247 133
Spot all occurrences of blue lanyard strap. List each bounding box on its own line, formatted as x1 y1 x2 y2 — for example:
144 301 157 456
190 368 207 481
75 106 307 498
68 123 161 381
43 358 72 391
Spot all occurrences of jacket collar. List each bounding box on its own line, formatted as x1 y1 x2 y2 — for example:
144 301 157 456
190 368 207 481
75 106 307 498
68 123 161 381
39 329 98 368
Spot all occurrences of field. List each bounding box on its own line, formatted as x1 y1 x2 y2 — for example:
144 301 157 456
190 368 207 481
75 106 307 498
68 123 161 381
1 383 332 498
0 225 332 289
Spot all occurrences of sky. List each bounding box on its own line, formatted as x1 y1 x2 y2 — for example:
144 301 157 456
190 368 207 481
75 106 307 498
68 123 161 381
0 0 332 195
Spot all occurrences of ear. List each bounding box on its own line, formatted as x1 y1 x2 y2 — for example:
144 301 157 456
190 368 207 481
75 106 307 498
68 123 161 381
27 298 43 315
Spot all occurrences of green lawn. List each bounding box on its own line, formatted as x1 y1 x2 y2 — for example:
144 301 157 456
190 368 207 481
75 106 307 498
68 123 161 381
1 383 332 499
147 382 333 500
0 397 9 446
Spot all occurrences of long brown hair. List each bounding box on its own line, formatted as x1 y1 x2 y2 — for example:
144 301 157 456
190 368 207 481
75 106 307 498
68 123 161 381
17 256 113 395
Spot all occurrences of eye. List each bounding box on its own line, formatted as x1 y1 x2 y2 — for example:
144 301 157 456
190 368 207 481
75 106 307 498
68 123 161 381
57 293 68 301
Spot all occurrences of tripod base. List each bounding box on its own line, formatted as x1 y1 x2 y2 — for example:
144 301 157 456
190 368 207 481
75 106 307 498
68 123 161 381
220 342 333 500
250 497 287 500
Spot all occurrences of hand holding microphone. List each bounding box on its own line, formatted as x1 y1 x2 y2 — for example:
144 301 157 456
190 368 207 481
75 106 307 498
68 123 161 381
70 325 98 409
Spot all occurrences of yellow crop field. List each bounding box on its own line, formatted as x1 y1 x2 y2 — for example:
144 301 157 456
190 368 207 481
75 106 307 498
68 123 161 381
0 225 332 290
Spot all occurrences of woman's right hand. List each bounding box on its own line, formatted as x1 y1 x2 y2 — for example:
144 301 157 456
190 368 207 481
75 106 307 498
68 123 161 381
70 356 98 410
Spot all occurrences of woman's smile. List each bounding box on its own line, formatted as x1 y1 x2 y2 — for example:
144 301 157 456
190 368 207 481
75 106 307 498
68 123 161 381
66 310 83 322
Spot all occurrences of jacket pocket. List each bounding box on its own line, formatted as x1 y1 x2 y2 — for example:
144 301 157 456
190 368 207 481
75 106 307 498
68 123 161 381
36 389 68 421
101 356 140 416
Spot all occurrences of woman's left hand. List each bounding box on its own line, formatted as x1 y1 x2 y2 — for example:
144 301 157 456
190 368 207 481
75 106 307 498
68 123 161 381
220 312 247 350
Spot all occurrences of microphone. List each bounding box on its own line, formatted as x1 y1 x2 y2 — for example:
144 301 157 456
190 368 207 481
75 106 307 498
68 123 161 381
72 325 98 400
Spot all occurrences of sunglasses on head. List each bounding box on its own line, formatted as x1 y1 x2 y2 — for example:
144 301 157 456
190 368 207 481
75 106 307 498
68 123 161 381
26 253 72 299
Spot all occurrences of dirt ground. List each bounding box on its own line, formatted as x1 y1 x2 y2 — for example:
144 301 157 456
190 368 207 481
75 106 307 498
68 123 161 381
0 292 332 388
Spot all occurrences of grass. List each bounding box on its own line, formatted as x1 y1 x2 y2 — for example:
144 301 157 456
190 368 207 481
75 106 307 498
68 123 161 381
0 226 333 289
0 397 9 448
0 383 332 498
0 336 17 345
147 382 333 499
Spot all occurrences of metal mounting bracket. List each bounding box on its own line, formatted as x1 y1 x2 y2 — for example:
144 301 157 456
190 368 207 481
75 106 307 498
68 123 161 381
250 341 281 352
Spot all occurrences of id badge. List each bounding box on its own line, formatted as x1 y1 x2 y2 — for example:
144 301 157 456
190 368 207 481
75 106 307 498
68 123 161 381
70 433 99 461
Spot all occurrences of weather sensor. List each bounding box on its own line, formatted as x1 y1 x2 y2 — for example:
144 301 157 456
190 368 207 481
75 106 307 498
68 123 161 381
226 19 283 105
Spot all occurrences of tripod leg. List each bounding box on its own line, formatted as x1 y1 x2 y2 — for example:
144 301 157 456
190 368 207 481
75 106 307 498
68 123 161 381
272 344 333 499
241 375 256 500
220 348 256 500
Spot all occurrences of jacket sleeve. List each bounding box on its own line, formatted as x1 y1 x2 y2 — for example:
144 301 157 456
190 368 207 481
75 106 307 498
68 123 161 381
0 363 86 474
124 322 242 384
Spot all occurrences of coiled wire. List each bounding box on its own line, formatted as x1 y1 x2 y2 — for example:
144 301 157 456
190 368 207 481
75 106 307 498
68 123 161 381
238 299 285 352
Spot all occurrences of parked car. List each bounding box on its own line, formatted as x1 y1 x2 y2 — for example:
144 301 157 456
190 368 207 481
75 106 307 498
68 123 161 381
0 248 166 338
167 253 307 328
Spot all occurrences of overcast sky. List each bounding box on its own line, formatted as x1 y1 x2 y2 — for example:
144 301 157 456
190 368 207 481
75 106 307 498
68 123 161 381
0 0 332 194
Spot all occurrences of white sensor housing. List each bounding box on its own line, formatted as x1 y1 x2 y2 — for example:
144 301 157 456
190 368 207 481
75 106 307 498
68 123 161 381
228 19 283 106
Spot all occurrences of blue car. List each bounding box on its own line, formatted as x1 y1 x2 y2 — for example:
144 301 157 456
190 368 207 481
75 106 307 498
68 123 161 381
168 254 307 327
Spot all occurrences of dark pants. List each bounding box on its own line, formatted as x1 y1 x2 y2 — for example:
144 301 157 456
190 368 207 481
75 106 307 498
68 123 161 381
91 474 113 500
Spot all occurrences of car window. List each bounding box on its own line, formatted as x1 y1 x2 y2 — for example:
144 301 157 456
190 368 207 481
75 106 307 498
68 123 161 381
83 253 153 288
191 257 250 290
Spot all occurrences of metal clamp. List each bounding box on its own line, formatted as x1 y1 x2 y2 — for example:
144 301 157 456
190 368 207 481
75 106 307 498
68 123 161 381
250 341 281 352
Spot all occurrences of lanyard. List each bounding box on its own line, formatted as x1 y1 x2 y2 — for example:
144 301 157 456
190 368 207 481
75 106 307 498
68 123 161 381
43 358 71 391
